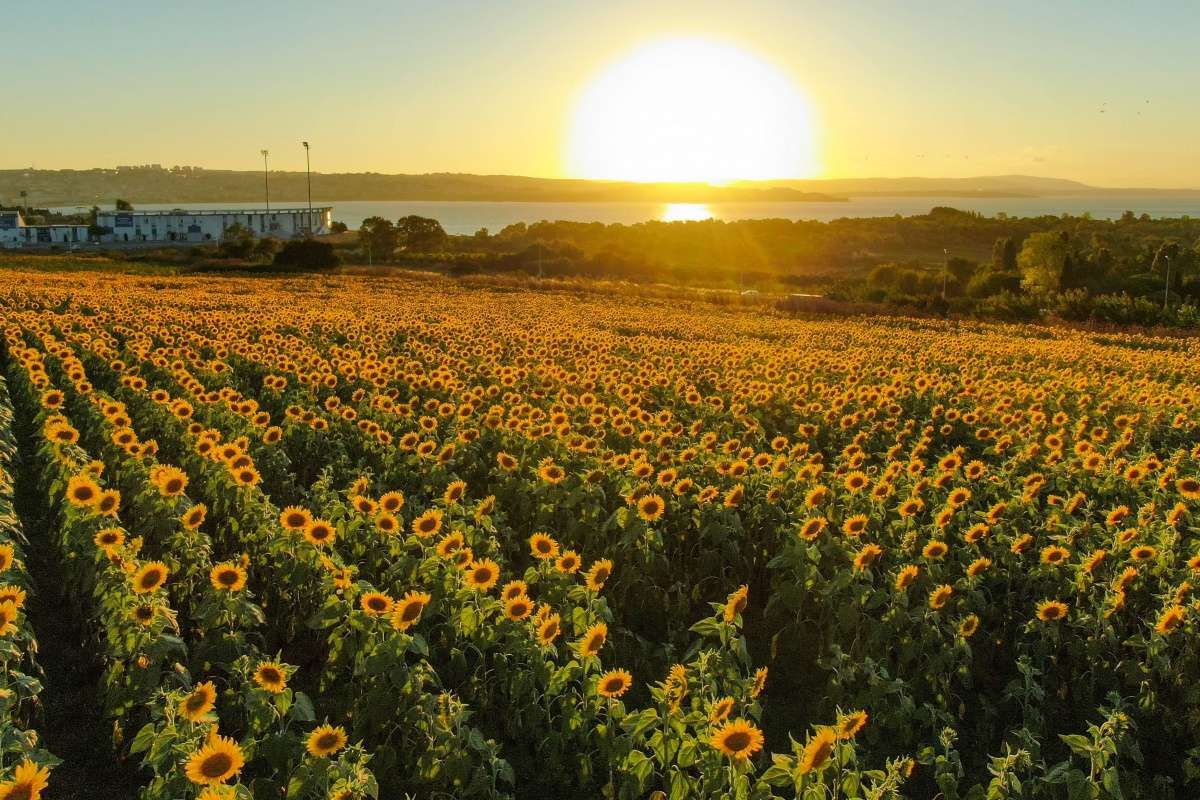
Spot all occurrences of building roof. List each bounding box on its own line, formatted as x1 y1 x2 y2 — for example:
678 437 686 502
98 207 331 217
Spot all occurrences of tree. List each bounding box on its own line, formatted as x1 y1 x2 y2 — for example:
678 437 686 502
396 215 447 252
991 237 1018 272
330 220 348 234
945 257 976 295
358 217 397 263
115 198 134 211
217 222 255 259
1018 231 1071 293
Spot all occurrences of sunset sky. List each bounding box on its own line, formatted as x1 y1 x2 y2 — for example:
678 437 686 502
7 0 1199 187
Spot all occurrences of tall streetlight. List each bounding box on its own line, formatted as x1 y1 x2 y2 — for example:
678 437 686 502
261 149 270 212
1163 254 1171 312
302 141 313 235
941 248 950 300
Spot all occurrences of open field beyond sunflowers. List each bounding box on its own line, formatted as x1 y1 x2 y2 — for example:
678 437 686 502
0 267 1197 800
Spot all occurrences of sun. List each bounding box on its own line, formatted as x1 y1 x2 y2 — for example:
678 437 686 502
567 38 818 184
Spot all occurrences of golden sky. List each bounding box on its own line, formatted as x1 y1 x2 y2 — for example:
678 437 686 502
6 0 1199 187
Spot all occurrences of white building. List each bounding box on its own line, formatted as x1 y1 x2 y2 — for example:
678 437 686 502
0 211 90 248
96 207 332 243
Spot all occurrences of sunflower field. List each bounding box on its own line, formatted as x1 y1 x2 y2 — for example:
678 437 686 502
0 266 1198 800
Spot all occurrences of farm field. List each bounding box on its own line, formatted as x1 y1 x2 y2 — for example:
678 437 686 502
0 267 1198 800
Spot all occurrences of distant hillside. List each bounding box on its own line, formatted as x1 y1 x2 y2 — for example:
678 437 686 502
4 168 1196 207
0 168 843 207
759 175 1200 197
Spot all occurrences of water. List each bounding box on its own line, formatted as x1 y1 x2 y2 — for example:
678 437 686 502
60 195 1200 235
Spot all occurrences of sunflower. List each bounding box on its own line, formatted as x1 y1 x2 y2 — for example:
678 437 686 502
411 509 443 539
231 466 261 487
0 759 50 800
443 480 467 505
853 543 883 571
929 584 953 610
709 696 735 723
464 559 500 591
503 594 533 621
94 527 125 549
351 495 377 515
66 474 101 507
435 531 464 558
584 559 613 592
723 585 749 622
248 661 289 694
750 666 768 698
1156 605 1187 635
836 710 869 739
536 613 561 645
182 504 207 530
279 506 312 532
922 541 948 560
576 621 607 658
887 564 917 590
1178 477 1200 500
537 464 565 484
93 489 120 517
131 604 157 626
798 727 837 774
374 512 400 535
304 519 336 547
391 590 432 631
1040 545 1070 565
841 515 868 537
1036 600 1069 622
185 733 244 785
154 466 188 497
0 586 25 609
500 580 528 603
843 471 868 493
529 533 559 560
636 494 665 522
496 452 519 472
1130 545 1157 562
959 614 981 638
306 724 348 757
379 490 405 512
179 681 217 722
710 718 765 761
0 602 19 637
555 550 581 573
131 561 169 594
597 669 632 698
798 516 827 541
359 591 394 617
209 563 247 592
967 557 992 578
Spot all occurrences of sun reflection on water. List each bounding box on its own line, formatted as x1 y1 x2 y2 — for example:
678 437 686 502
660 203 713 222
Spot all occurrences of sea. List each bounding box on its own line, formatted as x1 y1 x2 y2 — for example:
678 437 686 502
56 195 1200 235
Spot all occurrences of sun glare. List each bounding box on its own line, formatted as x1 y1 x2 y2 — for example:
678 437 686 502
567 38 817 184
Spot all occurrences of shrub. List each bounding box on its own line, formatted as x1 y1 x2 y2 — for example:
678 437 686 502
273 239 339 270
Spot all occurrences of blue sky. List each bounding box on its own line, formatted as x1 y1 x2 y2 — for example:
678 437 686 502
5 0 1198 186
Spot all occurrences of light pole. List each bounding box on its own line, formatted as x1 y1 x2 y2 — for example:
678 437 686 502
1163 254 1171 312
19 191 27 214
302 141 313 235
941 248 950 300
261 149 270 213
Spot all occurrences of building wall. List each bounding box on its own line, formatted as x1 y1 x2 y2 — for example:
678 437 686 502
96 208 331 243
0 224 90 247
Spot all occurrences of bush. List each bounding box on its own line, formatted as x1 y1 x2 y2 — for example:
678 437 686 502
273 239 339 270
977 290 1040 321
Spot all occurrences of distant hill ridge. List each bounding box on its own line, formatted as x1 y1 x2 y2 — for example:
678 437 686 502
1 167 1196 207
